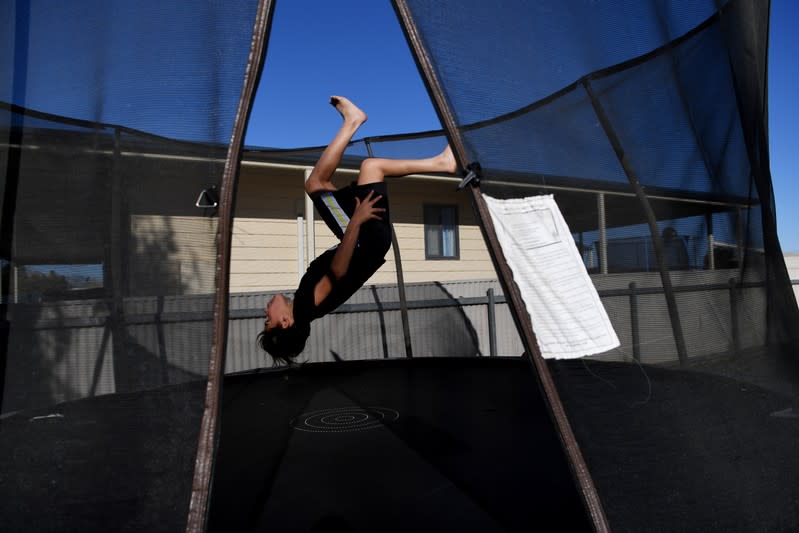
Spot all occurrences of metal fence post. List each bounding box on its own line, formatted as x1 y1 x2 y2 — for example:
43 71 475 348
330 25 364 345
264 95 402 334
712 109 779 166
598 193 607 275
729 277 740 354
629 282 640 362
487 288 497 357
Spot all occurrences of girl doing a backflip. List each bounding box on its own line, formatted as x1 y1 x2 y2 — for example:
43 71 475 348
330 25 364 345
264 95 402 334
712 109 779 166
258 96 456 364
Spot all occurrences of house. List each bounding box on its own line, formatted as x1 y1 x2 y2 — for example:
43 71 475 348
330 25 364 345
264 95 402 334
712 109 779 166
232 148 496 293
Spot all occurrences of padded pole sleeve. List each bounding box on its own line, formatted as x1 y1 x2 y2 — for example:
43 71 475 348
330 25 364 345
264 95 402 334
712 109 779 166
185 1 277 531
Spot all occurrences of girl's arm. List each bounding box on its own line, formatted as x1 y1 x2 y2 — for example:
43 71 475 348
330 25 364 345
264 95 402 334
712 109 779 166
313 191 384 306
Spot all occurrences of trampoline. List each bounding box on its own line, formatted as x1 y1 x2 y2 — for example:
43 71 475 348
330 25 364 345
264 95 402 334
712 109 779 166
0 357 588 532
210 357 799 532
2 355 798 531
4 0 799 531
209 358 589 532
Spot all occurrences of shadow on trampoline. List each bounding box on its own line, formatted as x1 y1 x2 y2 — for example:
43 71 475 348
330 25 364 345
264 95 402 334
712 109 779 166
2 355 798 531
208 357 591 532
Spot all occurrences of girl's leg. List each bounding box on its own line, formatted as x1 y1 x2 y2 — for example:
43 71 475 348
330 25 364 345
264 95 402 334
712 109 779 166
357 146 457 185
305 96 368 195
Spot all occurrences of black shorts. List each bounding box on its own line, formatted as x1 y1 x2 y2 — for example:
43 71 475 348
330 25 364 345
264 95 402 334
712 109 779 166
310 181 392 260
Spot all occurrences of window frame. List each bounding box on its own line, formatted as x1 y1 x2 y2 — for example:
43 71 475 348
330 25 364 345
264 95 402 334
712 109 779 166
423 204 460 260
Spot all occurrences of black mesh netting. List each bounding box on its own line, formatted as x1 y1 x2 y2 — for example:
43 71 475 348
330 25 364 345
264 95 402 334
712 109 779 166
0 1 260 530
5 0 799 530
397 0 799 530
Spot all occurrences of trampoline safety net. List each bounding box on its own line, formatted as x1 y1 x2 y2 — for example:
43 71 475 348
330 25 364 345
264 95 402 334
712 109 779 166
3 0 799 532
1 1 261 531
394 0 799 530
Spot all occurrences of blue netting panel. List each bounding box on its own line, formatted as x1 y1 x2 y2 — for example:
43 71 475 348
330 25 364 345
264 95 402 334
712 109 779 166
0 1 260 530
398 0 799 529
1 1 258 143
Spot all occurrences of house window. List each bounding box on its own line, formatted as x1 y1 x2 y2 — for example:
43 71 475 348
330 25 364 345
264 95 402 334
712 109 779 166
424 205 459 259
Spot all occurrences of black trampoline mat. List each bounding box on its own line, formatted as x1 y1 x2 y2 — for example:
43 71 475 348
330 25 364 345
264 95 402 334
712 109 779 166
0 380 206 533
551 359 799 532
209 358 590 532
2 356 796 532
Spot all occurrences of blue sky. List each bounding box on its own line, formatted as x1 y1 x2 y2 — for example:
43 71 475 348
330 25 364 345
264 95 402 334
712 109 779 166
765 0 799 252
245 1 438 146
245 0 799 252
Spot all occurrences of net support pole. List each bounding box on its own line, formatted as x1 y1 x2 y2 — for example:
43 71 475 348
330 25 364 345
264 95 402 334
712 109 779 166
582 78 689 366
391 222 413 358
391 1 610 529
107 129 129 390
0 0 31 412
366 140 413 357
185 1 276 531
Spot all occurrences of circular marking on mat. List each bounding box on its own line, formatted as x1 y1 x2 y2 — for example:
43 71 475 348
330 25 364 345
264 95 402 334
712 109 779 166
291 406 399 433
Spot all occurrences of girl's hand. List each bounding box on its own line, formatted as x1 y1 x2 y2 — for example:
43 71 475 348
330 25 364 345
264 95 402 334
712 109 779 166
351 190 385 226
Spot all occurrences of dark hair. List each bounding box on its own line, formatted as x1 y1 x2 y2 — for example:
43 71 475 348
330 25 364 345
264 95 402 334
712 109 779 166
257 323 310 366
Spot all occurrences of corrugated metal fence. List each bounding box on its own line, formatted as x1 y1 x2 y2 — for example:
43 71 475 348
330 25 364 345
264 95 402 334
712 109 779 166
226 270 772 370
4 272 785 412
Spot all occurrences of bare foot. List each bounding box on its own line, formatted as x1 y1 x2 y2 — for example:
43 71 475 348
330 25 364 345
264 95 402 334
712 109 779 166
439 145 457 173
330 96 368 126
